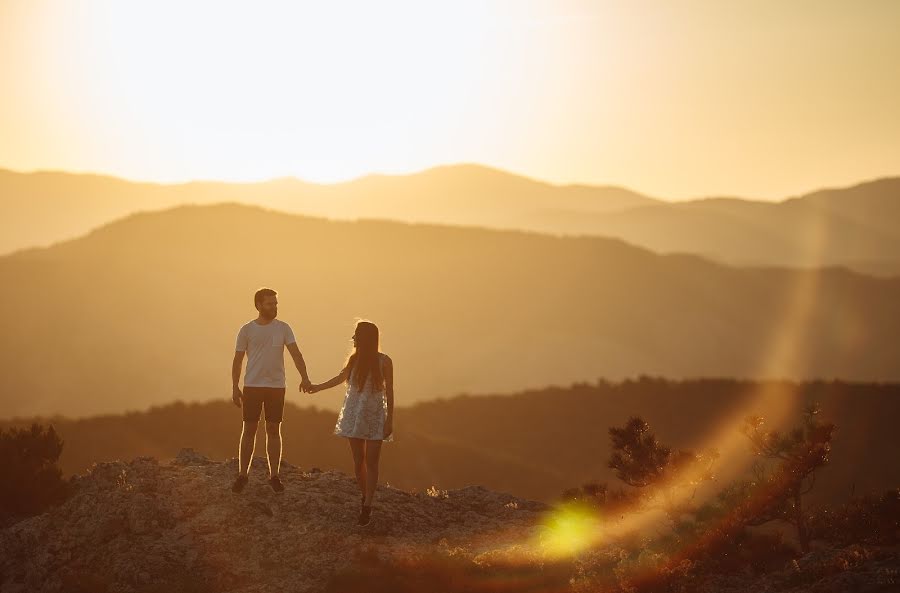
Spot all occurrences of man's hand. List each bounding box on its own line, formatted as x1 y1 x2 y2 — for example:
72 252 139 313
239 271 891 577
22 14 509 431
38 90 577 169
232 385 242 408
300 377 313 393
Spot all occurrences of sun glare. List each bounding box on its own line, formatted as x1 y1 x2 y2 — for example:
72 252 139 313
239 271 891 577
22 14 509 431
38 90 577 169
534 500 604 558
39 1 506 183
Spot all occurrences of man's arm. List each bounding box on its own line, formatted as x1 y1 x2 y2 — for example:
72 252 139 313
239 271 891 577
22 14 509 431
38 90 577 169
231 351 245 407
286 342 312 390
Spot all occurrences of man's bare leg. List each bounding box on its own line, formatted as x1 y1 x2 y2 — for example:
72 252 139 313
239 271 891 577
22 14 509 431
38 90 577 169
239 420 258 476
265 421 282 478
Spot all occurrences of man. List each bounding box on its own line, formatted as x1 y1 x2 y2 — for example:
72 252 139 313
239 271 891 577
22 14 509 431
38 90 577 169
231 287 312 493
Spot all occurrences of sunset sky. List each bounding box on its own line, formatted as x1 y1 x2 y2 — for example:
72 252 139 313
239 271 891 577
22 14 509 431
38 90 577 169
1 0 898 201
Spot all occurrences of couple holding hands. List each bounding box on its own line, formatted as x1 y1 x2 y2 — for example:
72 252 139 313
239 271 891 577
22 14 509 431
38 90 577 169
230 287 393 526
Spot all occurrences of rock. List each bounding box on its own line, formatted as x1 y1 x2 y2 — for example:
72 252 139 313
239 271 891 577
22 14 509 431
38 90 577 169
172 447 212 466
0 452 551 593
3 452 896 593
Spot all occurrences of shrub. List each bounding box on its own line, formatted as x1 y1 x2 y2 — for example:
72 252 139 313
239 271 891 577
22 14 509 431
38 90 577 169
0 422 71 526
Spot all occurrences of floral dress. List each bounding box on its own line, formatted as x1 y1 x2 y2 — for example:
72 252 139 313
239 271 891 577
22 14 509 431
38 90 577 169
333 352 393 442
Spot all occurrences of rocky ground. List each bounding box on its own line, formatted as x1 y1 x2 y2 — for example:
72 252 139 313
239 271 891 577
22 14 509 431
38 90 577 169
1 448 897 593
692 545 900 593
0 448 551 593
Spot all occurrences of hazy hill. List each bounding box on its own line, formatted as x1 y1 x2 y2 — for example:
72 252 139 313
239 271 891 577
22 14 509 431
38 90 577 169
560 177 900 273
2 202 899 418
0 163 656 255
2 379 898 508
3 165 899 275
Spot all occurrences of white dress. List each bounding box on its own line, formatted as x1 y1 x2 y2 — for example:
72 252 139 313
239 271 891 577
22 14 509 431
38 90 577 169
333 352 393 442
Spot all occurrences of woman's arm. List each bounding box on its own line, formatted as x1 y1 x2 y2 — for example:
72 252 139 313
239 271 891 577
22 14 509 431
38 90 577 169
383 355 394 435
311 365 350 393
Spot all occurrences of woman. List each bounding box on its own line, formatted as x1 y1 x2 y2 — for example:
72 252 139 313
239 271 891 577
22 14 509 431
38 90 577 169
308 320 394 526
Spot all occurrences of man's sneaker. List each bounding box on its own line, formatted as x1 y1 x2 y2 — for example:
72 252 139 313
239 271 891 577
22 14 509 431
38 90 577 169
358 505 372 526
269 475 285 493
231 474 249 493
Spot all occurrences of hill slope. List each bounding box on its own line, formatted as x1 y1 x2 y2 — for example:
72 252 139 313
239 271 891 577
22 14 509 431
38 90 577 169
3 165 899 275
564 177 900 273
2 203 899 418
0 164 656 255
2 379 898 508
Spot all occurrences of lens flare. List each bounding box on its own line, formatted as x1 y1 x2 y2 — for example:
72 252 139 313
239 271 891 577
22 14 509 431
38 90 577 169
534 500 604 558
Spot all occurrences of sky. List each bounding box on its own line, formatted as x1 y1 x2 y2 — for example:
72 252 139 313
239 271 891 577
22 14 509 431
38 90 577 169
1 0 898 201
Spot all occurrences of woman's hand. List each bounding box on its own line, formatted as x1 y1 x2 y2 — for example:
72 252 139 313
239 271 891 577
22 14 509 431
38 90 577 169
383 415 393 438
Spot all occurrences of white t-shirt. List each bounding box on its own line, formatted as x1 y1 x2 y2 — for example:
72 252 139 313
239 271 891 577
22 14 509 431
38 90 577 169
235 319 297 388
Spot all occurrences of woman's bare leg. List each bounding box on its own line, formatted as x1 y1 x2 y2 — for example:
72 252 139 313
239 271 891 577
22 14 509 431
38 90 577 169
363 440 382 506
348 437 367 498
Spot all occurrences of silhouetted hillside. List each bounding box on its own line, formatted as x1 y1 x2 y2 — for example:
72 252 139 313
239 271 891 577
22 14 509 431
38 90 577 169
3 378 898 508
2 203 899 418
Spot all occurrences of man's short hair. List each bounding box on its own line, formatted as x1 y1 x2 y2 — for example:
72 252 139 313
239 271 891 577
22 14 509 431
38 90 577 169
254 287 277 310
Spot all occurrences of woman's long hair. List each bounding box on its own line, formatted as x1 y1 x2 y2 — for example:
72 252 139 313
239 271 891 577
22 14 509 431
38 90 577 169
344 320 384 391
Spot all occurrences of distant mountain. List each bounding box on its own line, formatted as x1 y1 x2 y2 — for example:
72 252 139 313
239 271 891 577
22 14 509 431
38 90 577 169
5 164 898 275
556 177 900 274
1 203 899 418
0 163 657 255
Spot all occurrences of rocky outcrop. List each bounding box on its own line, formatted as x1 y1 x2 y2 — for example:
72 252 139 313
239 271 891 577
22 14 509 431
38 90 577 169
1 448 897 593
0 448 550 593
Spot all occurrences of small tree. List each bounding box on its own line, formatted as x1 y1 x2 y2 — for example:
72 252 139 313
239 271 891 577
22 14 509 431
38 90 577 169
740 402 835 553
0 422 70 526
607 416 718 527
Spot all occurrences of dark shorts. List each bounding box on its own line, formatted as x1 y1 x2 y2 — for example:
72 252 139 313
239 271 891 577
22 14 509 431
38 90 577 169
241 386 286 423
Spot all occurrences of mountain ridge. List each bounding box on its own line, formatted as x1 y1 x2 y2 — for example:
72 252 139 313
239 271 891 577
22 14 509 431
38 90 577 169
3 164 900 276
2 202 900 418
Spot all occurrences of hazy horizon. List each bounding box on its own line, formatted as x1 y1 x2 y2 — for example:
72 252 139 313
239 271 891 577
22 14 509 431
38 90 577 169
2 160 899 204
3 1 900 200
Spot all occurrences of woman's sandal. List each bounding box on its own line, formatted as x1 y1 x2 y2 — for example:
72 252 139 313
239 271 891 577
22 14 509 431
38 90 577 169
358 505 372 526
